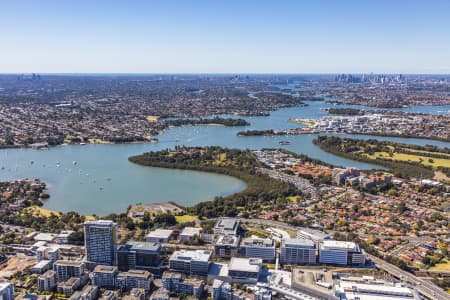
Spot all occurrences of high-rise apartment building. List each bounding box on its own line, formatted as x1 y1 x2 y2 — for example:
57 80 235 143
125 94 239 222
84 220 118 266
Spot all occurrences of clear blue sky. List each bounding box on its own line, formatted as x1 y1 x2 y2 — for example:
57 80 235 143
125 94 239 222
0 0 449 74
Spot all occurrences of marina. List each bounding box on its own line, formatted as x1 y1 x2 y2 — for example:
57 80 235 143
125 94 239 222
1 102 449 215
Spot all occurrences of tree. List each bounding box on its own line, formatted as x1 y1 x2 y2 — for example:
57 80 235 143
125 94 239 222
68 231 84 245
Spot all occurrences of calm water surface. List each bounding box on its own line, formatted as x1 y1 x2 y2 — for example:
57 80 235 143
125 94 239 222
0 100 448 215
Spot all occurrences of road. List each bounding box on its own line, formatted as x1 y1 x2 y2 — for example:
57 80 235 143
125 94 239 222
257 168 318 198
368 254 450 300
240 218 449 299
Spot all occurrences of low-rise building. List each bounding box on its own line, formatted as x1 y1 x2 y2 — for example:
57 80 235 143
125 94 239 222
99 290 118 300
122 288 146 300
296 229 331 243
38 270 56 291
228 257 262 284
336 278 418 300
31 260 52 274
319 240 365 266
117 241 162 271
53 260 85 282
57 277 81 297
91 265 118 289
55 230 74 244
280 239 316 265
169 250 211 275
69 285 98 300
162 271 204 298
149 288 170 300
115 269 153 292
36 246 60 262
214 235 240 258
212 279 252 300
214 218 240 236
179 227 202 242
146 229 173 243
240 237 276 261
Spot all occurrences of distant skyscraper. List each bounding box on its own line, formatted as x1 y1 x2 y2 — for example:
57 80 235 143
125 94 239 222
84 220 118 266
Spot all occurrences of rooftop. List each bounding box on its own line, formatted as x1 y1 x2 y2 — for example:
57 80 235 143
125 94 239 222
338 281 415 300
297 229 331 242
33 233 56 242
229 257 262 273
119 240 161 252
216 235 240 246
32 260 51 269
170 250 211 262
118 269 151 279
151 288 169 299
162 271 183 280
84 220 117 227
81 285 98 294
214 218 239 232
39 270 55 278
147 229 173 238
283 238 315 248
59 277 80 287
321 240 358 252
180 227 202 236
54 260 84 267
241 237 274 247
93 265 118 274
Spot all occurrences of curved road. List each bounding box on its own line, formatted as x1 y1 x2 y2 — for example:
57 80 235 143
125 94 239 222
239 218 450 299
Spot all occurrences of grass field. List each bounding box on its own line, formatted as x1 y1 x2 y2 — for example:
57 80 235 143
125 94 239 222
429 259 450 272
366 151 450 168
246 228 272 238
25 206 95 220
408 148 450 158
25 206 60 217
146 115 159 122
175 215 198 223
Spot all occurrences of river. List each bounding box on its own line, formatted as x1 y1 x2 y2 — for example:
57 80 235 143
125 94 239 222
0 101 448 215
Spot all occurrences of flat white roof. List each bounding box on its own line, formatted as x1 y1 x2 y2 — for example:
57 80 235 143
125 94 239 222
84 220 117 226
180 227 201 236
339 281 414 300
32 241 47 248
284 238 315 248
0 282 12 289
32 260 52 269
34 233 57 242
322 240 358 251
241 237 274 248
216 235 240 246
215 218 239 230
147 229 173 238
229 257 262 273
170 250 211 262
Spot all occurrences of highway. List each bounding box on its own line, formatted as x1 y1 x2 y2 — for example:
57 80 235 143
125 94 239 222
368 254 450 300
239 218 449 299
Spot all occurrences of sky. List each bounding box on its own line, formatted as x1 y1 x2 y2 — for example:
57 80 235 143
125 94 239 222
0 0 449 74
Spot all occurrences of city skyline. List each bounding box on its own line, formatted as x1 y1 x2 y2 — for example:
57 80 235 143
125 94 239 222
1 0 449 74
